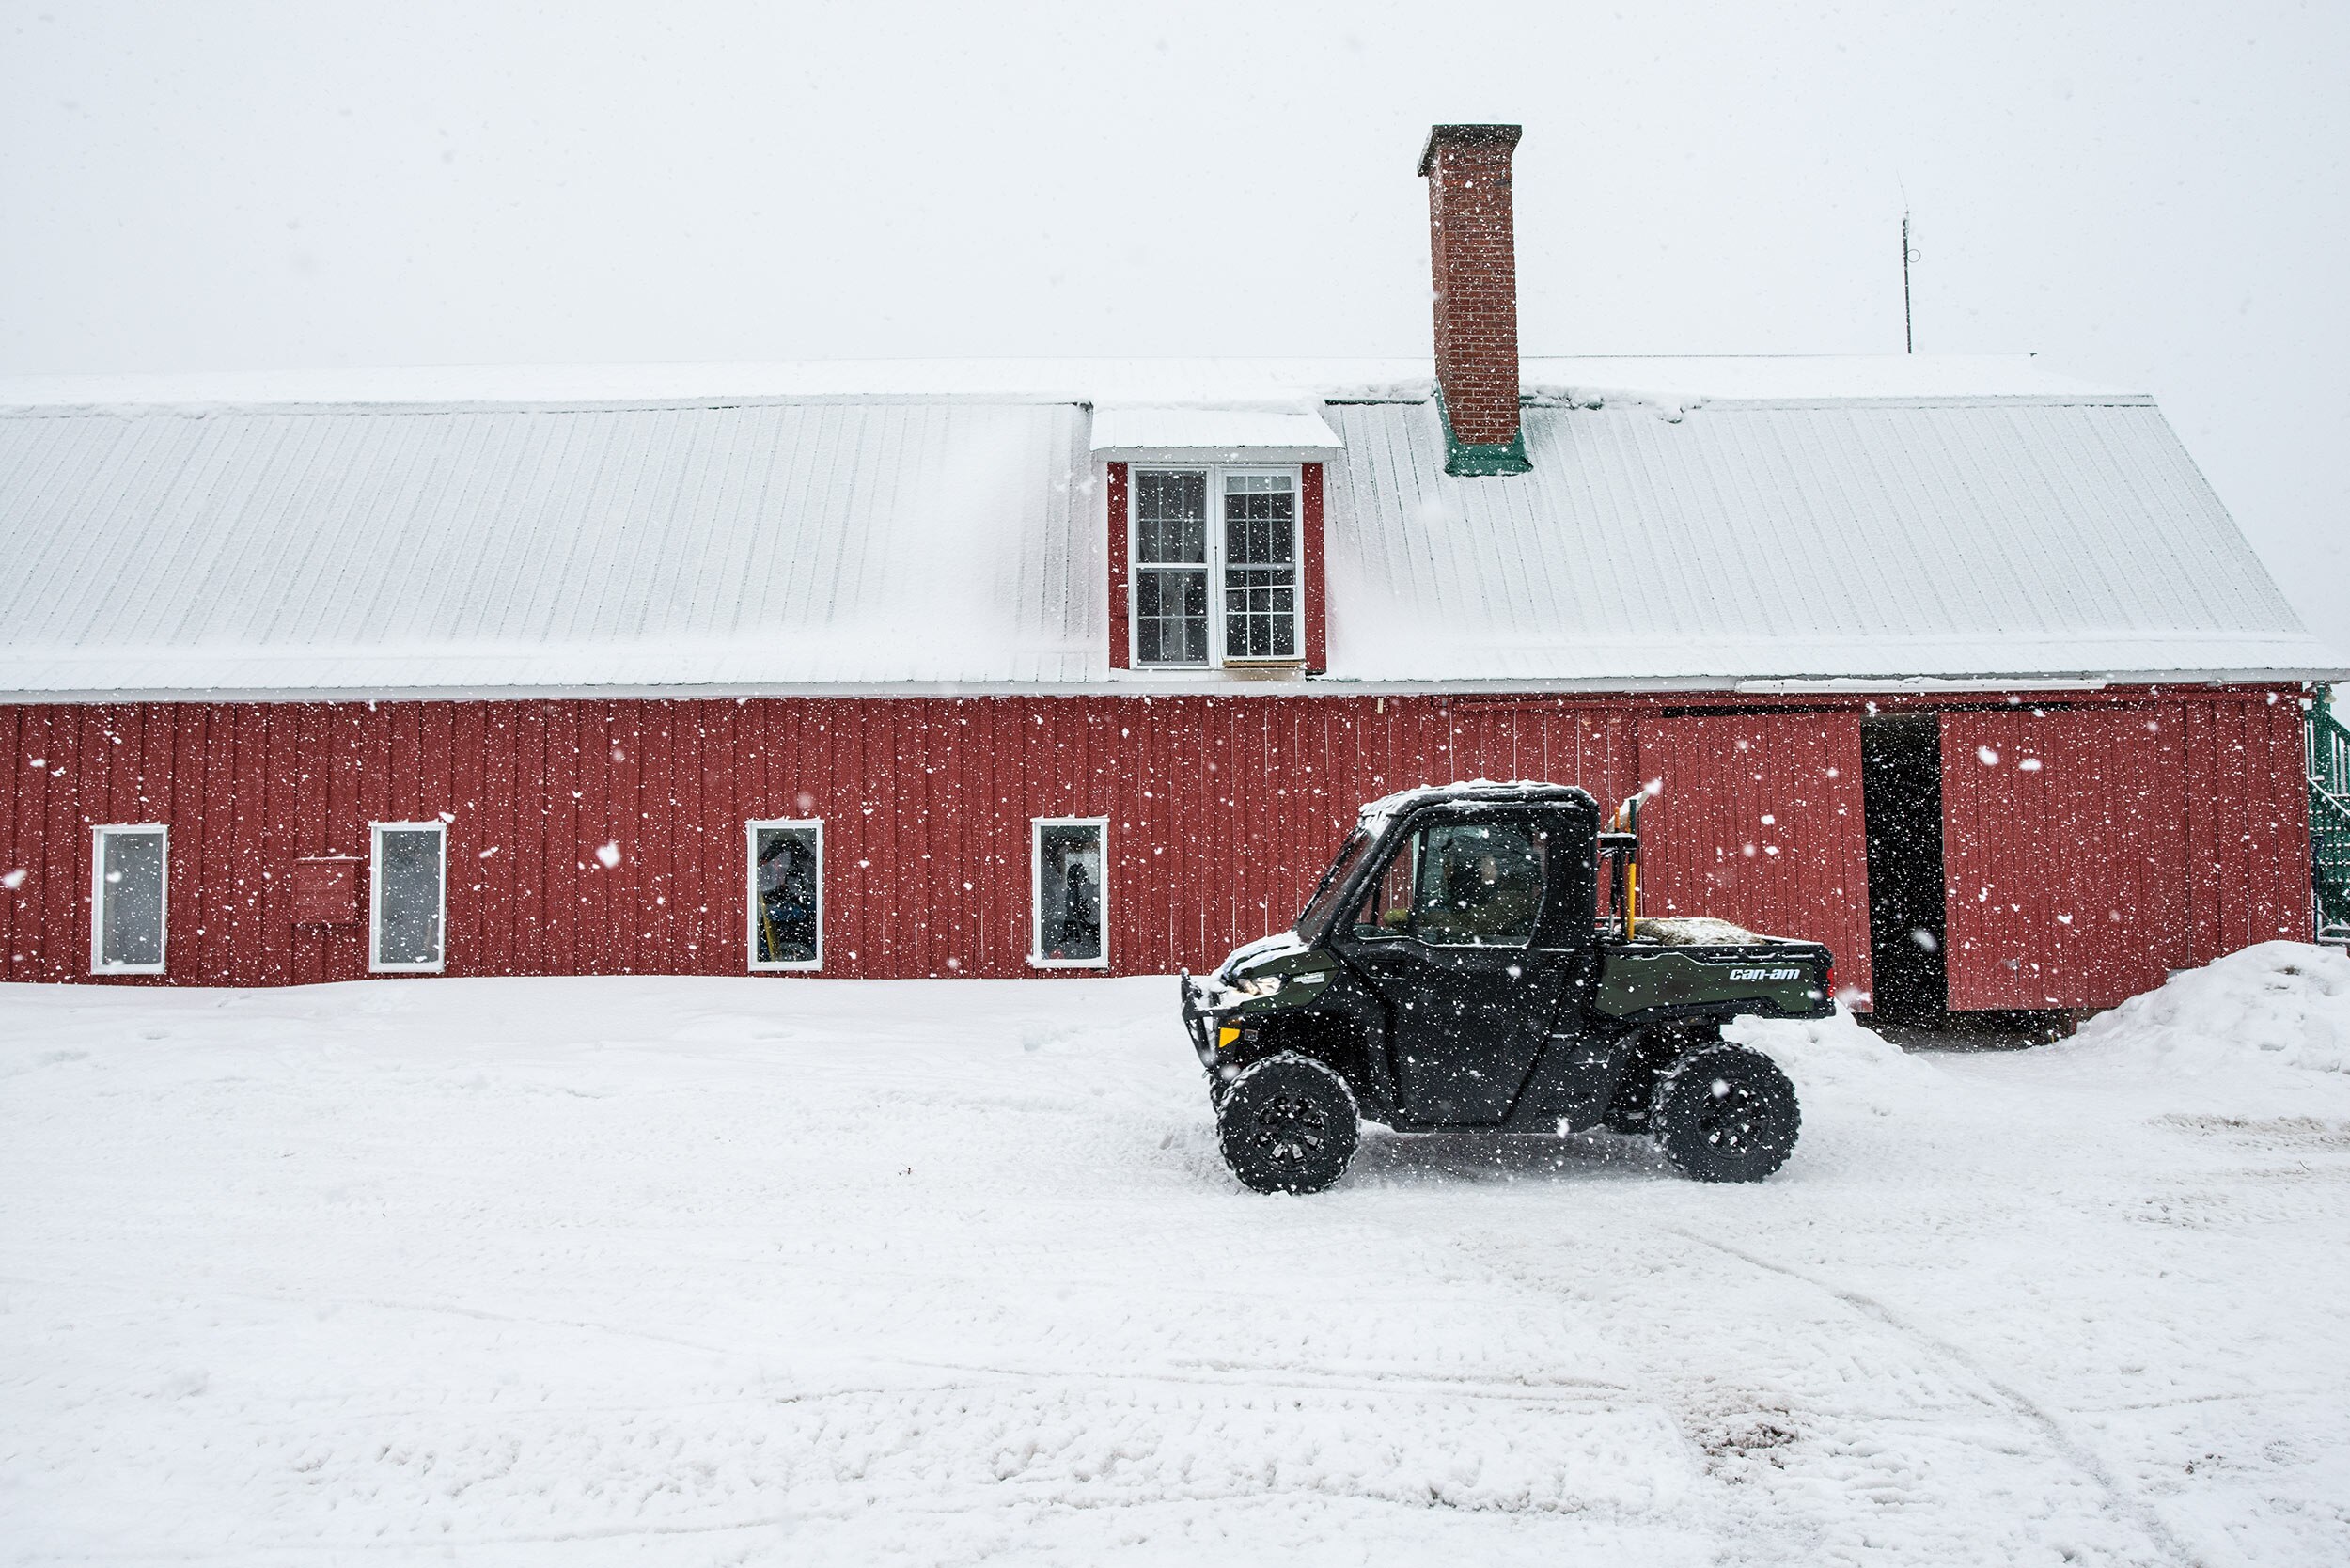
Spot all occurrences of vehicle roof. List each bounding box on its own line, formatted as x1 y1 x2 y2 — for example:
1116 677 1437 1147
1357 778 1599 825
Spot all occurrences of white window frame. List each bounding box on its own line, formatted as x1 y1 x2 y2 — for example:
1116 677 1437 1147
1030 815 1110 970
369 821 447 974
89 823 168 976
1127 463 1304 669
745 818 824 972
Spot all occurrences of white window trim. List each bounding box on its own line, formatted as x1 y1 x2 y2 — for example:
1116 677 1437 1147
369 821 447 974
1030 815 1110 970
745 818 824 972
89 823 167 976
1127 463 1305 670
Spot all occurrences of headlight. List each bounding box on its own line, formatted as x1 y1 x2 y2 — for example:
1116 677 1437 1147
1230 974 1283 998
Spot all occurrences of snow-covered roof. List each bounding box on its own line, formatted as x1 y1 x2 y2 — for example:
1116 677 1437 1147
0 353 2127 415
0 399 1098 693
0 356 2333 699
1089 405 1343 463
1323 398 2338 686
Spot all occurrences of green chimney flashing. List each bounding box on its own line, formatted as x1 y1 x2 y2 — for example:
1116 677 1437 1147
1436 391 1532 477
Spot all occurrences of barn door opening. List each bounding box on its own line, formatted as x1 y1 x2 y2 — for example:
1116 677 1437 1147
1860 716 1947 1020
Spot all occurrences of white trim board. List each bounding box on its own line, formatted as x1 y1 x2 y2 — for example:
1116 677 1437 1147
368 821 447 974
1029 816 1109 970
745 818 824 972
88 823 167 976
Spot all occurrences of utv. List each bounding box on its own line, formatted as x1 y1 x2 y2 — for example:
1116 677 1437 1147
1180 781 1833 1194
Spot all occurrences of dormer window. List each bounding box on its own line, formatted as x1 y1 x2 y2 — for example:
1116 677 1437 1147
1130 466 1301 667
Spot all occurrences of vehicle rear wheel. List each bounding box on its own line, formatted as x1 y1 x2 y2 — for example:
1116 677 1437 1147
1602 1024 1716 1132
1215 1053 1359 1195
1649 1043 1800 1183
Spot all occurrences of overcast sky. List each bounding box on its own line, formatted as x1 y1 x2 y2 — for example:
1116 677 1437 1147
4 0 2343 655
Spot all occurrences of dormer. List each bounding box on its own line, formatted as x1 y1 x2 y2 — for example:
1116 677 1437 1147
1093 406 1343 676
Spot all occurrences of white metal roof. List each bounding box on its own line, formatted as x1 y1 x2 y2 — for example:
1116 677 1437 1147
0 400 1099 693
1321 399 2338 686
0 357 2333 699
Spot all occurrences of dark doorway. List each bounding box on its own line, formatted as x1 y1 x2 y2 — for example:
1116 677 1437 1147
1862 716 1947 1021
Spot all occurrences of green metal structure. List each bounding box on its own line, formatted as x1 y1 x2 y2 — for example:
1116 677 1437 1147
2310 689 2350 938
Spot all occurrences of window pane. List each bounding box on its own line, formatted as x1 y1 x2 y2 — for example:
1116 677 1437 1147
1223 474 1297 660
1036 823 1104 963
1297 827 1373 939
1414 821 1546 947
1134 471 1207 564
1350 828 1421 938
374 828 444 967
99 829 164 968
753 824 821 965
1136 567 1209 665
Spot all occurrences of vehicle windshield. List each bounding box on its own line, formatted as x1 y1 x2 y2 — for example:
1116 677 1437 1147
1294 827 1376 943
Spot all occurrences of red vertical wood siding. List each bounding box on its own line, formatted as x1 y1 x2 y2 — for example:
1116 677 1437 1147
1104 462 1131 670
2183 694 2314 960
1301 463 1327 673
1635 712 1873 1001
0 689 2313 998
1940 707 2193 1009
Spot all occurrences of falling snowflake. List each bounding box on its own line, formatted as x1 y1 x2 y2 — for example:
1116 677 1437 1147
594 841 622 869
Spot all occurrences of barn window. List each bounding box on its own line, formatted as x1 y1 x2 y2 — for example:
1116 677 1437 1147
90 824 167 974
370 822 446 972
747 820 822 970
1221 472 1298 660
1130 467 1300 667
1032 817 1107 968
1133 470 1210 664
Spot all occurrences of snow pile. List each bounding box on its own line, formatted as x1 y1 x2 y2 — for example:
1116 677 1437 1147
1726 1003 1935 1115
2065 940 2350 1077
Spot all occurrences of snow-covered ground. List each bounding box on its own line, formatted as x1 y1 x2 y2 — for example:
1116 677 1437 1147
5 944 2348 1567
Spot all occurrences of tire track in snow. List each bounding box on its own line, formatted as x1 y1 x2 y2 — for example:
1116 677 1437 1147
1664 1225 2207 1568
886 1353 1634 1404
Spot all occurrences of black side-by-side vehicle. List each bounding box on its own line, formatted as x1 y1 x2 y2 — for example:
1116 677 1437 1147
1180 781 1834 1193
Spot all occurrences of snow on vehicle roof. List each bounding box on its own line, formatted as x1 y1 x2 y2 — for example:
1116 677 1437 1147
0 355 2333 698
1356 779 1593 824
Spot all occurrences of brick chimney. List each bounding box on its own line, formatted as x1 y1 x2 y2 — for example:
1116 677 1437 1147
1418 124 1529 476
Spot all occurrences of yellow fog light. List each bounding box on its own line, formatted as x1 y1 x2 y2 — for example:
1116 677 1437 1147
1217 1025 1242 1050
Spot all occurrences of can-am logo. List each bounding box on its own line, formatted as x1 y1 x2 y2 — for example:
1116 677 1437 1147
1727 966 1803 981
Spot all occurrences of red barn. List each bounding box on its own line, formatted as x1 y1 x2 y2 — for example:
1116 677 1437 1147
0 125 2337 1018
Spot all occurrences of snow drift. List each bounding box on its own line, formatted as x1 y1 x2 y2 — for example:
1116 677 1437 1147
2065 940 2350 1077
1729 1002 1935 1115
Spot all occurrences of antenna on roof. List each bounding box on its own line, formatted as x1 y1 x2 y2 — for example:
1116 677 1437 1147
1901 205 1919 355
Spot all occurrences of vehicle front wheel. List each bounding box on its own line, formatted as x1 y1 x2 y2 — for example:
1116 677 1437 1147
1650 1043 1800 1183
1215 1053 1359 1195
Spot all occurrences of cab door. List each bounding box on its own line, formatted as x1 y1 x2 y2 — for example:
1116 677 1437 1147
1334 808 1574 1125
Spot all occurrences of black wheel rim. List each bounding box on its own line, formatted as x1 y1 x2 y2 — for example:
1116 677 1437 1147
1692 1075 1766 1156
1252 1092 1330 1167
